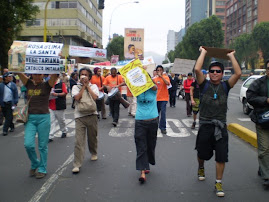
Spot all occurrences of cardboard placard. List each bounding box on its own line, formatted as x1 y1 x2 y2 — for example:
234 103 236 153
203 46 234 60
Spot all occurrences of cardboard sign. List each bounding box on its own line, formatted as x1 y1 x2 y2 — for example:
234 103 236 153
119 59 154 97
8 41 64 74
203 46 234 60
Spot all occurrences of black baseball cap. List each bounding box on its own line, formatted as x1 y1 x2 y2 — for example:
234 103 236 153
187 72 193 76
3 72 13 78
209 61 224 72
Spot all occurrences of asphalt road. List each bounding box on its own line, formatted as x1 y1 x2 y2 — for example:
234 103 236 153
0 85 268 202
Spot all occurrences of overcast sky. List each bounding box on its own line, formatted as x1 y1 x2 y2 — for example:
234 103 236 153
102 0 186 56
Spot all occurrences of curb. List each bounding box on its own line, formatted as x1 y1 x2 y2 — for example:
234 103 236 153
227 123 257 148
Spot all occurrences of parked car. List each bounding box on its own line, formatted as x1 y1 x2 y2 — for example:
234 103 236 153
239 75 263 114
223 70 232 80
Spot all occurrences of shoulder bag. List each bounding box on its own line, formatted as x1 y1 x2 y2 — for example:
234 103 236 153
76 85 97 114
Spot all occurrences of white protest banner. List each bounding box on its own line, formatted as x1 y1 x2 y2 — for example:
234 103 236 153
8 41 64 74
69 45 107 58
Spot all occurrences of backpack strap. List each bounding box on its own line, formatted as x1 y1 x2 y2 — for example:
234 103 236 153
200 80 228 101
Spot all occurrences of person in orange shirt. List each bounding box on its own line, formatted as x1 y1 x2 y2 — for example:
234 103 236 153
153 65 170 134
91 67 106 119
127 87 136 118
103 68 125 127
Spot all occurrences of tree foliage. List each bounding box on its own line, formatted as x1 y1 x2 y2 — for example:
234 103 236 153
167 50 175 63
0 0 39 71
106 36 124 61
252 22 269 62
230 33 258 69
175 15 224 61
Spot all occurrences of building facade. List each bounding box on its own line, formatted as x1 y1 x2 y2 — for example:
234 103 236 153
167 28 186 52
19 0 103 57
225 0 269 46
185 0 208 30
185 0 227 30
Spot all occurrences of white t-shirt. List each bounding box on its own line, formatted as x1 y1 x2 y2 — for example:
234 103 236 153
72 83 99 118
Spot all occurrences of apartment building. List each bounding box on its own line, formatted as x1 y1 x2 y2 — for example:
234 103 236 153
225 0 269 46
167 28 186 52
185 0 227 30
19 0 103 57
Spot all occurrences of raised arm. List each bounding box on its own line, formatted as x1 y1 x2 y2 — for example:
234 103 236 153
17 73 29 86
194 47 207 85
227 51 241 88
48 74 58 87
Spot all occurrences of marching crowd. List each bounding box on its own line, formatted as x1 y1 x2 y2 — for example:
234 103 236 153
1 47 269 197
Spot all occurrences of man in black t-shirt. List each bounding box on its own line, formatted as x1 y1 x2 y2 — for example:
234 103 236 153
194 47 241 197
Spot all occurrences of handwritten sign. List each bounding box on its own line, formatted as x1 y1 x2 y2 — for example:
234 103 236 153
119 59 154 97
8 41 63 74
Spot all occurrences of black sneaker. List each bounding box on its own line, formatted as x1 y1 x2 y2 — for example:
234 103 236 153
161 129 167 134
3 132 8 136
49 139 53 143
198 167 205 181
191 122 196 129
263 179 269 188
215 182 225 197
9 128 15 132
61 133 67 138
112 122 117 127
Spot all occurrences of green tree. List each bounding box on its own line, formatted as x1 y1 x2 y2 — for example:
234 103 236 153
252 22 269 62
230 33 258 69
162 59 169 64
106 36 124 61
172 15 224 65
167 50 175 63
0 0 39 72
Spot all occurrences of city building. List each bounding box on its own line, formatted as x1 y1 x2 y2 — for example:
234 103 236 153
225 0 269 47
185 0 208 30
19 0 103 59
167 28 186 52
185 0 227 30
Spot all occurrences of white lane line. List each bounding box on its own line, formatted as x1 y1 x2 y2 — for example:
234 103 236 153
238 118 251 121
28 154 74 202
13 119 74 138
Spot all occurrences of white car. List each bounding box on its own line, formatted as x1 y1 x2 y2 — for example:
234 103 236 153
239 75 263 114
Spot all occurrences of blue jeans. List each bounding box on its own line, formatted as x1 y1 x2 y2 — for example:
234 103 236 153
24 114 50 173
157 101 167 130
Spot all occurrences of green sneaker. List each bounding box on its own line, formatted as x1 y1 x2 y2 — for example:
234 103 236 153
198 167 205 181
215 182 225 197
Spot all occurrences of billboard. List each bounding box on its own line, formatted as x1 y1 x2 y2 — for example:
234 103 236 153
69 45 107 58
124 28 144 60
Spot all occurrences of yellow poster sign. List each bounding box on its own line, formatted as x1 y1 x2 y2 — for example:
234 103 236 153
119 59 155 97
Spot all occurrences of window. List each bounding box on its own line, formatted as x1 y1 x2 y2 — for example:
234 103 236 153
59 2 68 8
247 22 252 33
247 7 252 19
26 19 42 27
243 24 246 32
216 8 225 13
216 1 226 6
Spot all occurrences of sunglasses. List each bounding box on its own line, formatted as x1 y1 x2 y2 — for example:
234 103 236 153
209 69 222 73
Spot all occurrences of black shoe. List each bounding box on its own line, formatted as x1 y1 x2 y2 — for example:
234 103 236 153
9 128 15 132
102 117 107 119
49 139 53 143
112 122 117 127
3 132 8 136
191 122 196 129
263 179 269 187
61 133 67 138
161 129 167 134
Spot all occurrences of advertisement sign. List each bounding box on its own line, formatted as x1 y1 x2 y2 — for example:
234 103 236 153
69 45 107 58
124 28 144 60
119 59 154 97
8 41 64 74
110 55 119 65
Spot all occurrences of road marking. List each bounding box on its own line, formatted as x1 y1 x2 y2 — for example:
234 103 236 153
108 118 191 138
28 154 74 202
13 119 74 138
238 118 251 122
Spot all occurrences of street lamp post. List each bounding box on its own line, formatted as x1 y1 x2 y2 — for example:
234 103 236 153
43 0 51 42
108 1 139 42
